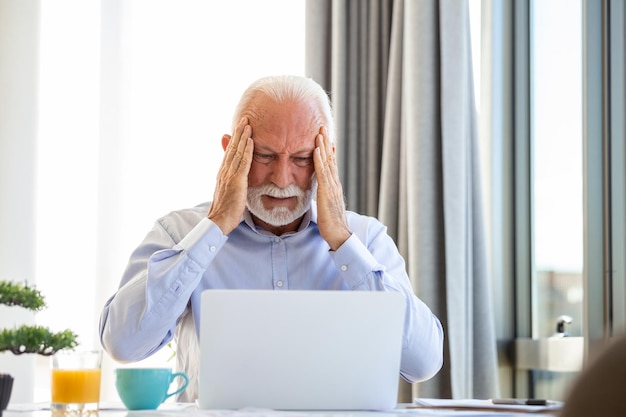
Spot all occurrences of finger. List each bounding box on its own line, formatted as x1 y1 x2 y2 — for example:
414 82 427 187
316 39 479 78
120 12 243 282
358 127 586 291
224 117 248 163
226 125 252 177
223 117 249 161
320 126 334 156
318 132 339 183
317 129 327 158
314 134 327 177
314 146 335 195
238 137 254 174
318 127 337 167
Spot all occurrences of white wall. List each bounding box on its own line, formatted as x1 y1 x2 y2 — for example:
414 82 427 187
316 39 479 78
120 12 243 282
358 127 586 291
0 0 40 403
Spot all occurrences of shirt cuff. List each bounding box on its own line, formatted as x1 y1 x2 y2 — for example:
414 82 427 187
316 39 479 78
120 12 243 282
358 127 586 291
175 217 228 269
330 234 384 289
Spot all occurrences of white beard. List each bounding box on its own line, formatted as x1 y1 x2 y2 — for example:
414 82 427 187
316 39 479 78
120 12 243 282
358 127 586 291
246 182 316 227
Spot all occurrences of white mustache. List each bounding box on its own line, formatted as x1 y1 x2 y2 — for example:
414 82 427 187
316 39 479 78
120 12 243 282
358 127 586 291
256 184 303 199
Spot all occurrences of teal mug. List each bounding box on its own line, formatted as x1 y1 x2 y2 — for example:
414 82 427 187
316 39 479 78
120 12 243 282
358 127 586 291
115 368 189 410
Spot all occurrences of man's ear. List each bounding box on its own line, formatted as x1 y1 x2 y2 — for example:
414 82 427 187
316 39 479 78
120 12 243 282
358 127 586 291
221 134 231 151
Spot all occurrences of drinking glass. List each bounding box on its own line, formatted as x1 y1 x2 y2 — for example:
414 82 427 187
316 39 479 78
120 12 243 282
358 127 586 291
50 350 102 415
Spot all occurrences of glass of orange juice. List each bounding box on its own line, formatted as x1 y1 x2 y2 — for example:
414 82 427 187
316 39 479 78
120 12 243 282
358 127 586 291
51 350 102 415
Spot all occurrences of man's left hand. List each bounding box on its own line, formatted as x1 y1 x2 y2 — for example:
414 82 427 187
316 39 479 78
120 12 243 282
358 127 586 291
313 127 352 251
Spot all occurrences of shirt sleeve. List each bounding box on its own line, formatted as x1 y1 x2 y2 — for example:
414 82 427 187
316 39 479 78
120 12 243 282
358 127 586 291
99 217 226 362
329 220 444 383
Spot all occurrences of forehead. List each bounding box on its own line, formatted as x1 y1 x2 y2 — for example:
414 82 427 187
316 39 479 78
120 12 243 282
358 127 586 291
244 94 322 151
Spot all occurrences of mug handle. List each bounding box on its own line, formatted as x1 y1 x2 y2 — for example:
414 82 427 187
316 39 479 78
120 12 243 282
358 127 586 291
165 372 190 400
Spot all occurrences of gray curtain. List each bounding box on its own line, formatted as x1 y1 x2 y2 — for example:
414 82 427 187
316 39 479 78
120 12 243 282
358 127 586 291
306 0 498 400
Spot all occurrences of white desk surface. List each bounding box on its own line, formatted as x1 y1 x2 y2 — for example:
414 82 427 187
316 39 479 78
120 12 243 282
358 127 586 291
2 401 561 417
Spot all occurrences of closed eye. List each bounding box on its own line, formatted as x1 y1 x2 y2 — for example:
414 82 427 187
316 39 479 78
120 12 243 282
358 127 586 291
252 152 275 164
291 156 313 167
252 151 313 167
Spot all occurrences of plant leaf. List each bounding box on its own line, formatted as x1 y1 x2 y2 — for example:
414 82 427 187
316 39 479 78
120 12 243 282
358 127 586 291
0 281 46 311
0 325 78 356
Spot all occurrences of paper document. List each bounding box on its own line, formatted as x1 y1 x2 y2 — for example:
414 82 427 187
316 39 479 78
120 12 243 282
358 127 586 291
411 398 563 414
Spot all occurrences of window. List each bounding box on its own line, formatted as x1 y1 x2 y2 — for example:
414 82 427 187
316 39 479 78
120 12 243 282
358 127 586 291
530 0 583 399
34 0 305 402
486 0 626 400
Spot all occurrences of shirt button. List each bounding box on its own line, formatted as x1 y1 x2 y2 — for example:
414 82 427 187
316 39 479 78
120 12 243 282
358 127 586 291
276 281 284 288
274 237 281 243
340 265 348 271
209 245 216 252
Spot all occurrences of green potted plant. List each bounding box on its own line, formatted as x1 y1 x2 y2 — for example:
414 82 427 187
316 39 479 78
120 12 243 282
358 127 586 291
0 280 78 415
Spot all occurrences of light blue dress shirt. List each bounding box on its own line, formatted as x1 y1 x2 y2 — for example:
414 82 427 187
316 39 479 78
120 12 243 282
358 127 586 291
99 201 443 384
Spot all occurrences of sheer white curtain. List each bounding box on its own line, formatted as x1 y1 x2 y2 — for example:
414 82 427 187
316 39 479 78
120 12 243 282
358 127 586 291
29 0 304 402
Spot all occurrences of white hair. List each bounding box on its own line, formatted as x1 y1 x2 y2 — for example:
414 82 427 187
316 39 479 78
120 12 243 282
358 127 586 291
231 75 336 143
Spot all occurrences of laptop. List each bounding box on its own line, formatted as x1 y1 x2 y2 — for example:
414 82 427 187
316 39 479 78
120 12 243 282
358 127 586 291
198 290 405 411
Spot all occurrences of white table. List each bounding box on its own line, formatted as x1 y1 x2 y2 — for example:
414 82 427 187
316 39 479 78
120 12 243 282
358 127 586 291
2 401 561 417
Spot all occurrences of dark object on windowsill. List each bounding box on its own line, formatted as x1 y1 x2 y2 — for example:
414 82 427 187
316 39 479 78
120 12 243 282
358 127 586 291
0 374 14 417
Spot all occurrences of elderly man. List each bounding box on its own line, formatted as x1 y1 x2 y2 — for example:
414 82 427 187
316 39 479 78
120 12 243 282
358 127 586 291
99 75 444 401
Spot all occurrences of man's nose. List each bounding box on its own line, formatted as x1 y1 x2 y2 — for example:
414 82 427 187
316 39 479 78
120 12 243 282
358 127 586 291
270 157 294 188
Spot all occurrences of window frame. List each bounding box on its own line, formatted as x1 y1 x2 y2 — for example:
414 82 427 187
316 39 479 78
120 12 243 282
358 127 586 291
484 0 626 398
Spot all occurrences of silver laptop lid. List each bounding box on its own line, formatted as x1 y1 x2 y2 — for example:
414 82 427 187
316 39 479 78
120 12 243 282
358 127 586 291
198 290 405 410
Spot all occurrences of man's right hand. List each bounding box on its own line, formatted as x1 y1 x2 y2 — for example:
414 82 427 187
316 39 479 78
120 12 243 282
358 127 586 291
207 117 254 235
